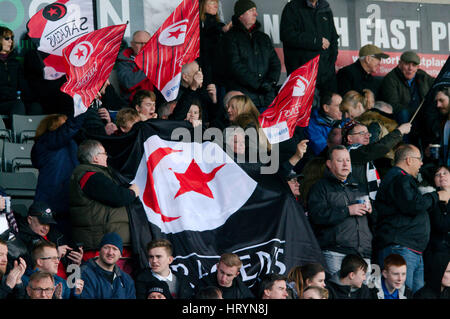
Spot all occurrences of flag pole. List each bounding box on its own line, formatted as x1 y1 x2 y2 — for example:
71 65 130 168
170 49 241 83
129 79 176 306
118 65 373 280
409 98 425 123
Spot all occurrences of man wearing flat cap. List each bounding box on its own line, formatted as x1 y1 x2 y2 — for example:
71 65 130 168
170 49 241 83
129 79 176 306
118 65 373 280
337 44 390 99
222 0 281 111
379 51 434 124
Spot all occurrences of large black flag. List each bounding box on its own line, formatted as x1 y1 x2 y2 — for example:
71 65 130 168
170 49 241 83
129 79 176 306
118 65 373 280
89 119 324 287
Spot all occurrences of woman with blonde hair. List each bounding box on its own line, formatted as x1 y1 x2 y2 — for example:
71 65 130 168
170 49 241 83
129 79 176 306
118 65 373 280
340 89 375 120
31 112 86 236
226 95 271 152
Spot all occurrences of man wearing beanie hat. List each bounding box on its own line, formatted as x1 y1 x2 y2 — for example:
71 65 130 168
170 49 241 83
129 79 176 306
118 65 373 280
79 232 136 299
280 0 339 92
379 50 435 149
221 0 281 111
336 44 389 99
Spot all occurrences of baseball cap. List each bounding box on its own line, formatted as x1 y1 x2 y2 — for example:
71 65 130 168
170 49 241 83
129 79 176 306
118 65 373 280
285 169 303 181
400 51 420 65
28 202 57 225
359 44 389 59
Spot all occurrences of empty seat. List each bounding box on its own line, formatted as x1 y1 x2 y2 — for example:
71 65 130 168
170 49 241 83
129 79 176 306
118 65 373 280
0 117 12 142
11 114 46 143
0 172 37 198
3 142 33 172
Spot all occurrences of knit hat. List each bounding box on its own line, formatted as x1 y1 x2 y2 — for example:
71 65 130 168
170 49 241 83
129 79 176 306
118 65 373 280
400 51 420 65
99 232 123 254
234 0 256 17
147 281 173 299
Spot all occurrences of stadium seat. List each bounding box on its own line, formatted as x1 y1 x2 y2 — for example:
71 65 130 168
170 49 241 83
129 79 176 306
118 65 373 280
3 142 33 172
0 117 12 142
0 172 37 198
11 114 46 143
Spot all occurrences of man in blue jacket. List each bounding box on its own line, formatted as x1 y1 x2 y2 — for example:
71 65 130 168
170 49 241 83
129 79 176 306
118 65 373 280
306 91 342 155
80 232 135 299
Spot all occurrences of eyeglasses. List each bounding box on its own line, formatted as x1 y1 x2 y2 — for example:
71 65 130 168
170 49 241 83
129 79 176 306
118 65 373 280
350 131 371 137
29 287 54 294
2 36 14 41
408 156 423 162
97 152 108 157
39 256 60 261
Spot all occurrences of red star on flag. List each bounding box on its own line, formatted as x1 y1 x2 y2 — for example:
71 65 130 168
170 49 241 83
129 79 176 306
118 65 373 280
168 28 184 39
172 159 225 199
47 7 58 16
74 48 85 60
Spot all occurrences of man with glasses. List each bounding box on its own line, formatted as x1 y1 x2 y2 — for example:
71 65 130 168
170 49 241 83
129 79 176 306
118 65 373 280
337 44 389 99
342 120 411 200
69 140 140 275
26 271 55 299
374 144 450 293
116 30 155 103
21 241 83 299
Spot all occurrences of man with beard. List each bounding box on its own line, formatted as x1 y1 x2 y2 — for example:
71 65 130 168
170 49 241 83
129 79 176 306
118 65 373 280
0 239 26 299
80 232 135 299
433 87 450 166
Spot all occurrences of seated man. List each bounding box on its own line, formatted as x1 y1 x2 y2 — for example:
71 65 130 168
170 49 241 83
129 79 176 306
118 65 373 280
0 239 26 299
306 91 342 156
258 273 289 299
80 232 135 299
14 201 82 276
26 271 56 300
379 51 434 125
69 139 140 273
337 44 389 99
196 253 254 299
22 241 84 299
372 253 412 299
135 239 194 299
308 145 373 275
116 30 154 102
326 254 377 299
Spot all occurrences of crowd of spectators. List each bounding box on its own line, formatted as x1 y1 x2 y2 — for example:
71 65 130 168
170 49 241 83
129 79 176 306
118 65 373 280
0 0 449 300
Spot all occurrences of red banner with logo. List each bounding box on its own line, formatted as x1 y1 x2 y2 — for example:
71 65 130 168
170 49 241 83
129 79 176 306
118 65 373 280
259 55 320 144
60 24 127 116
135 0 200 102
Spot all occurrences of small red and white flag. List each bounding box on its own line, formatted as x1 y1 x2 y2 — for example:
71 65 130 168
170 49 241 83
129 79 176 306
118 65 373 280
259 55 320 144
26 0 95 80
61 24 127 116
135 0 200 102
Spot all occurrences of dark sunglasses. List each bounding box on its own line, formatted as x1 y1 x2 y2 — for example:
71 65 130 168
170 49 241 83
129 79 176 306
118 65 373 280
3 36 14 41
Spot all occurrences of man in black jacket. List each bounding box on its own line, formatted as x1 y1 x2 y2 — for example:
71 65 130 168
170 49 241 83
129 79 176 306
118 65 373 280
196 252 254 299
135 239 194 299
280 0 338 93
308 145 374 276
374 144 450 293
326 254 377 299
222 0 281 111
336 44 389 99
